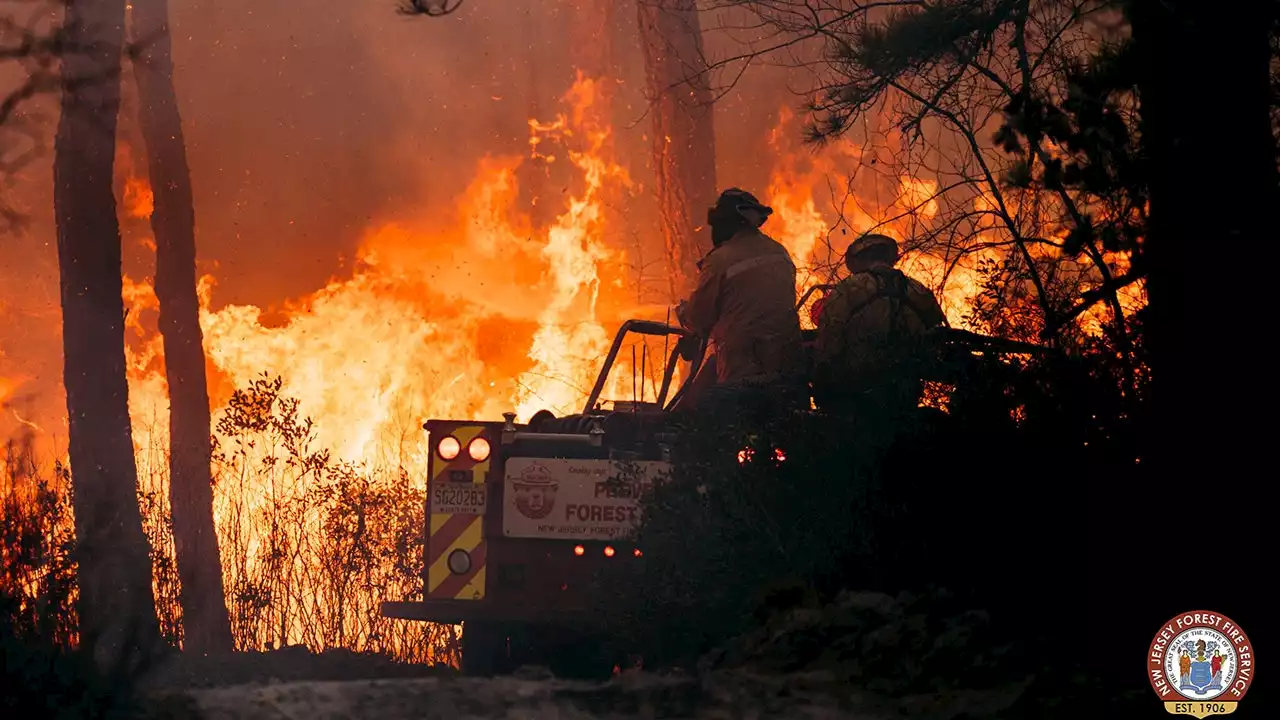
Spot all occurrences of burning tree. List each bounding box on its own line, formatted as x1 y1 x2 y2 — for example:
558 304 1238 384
636 0 719 299
706 2 1147 366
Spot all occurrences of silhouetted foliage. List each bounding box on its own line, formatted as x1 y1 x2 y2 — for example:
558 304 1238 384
717 0 1145 388
604 351 1120 674
211 374 442 658
1 437 148 719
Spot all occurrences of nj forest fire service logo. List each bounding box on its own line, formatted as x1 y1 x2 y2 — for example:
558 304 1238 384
511 462 558 520
1149 611 1255 717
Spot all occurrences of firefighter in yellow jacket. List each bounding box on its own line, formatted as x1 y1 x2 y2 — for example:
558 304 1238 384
675 188 804 418
814 233 946 419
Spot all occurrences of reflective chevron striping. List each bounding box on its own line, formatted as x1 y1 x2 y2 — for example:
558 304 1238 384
426 512 478 568
432 542 487 599
425 423 490 601
426 514 485 599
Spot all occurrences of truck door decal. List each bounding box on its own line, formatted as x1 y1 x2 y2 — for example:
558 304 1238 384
426 424 488 601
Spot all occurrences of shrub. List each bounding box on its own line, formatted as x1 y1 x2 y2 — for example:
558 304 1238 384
2 434 139 719
3 373 456 676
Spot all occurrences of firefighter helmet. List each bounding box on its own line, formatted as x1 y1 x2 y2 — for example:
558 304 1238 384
708 187 773 229
845 233 899 271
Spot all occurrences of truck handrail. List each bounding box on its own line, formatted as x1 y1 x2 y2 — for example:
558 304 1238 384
583 319 688 415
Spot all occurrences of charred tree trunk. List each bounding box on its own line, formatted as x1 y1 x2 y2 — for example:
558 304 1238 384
54 0 160 671
129 0 234 654
636 0 718 300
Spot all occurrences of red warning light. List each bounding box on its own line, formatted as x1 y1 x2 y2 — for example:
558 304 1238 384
603 545 615 557
633 548 642 557
573 545 585 556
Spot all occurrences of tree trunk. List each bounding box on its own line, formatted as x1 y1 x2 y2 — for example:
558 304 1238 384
129 0 234 654
636 0 718 300
54 0 161 671
1130 0 1278 458
1102 0 1275 681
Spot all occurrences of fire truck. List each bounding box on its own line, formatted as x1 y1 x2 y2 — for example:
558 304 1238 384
380 286 1049 676
379 314 699 677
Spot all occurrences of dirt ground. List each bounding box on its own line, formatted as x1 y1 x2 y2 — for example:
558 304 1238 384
139 665 1030 720
131 592 1107 719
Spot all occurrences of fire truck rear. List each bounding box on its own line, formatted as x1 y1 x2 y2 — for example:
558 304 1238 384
381 320 692 677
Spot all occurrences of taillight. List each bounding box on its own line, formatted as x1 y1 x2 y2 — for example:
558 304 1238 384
468 436 491 462
437 435 460 460
573 545 585 556
738 447 786 464
604 545 615 557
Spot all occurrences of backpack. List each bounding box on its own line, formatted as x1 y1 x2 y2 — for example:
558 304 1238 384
821 267 945 386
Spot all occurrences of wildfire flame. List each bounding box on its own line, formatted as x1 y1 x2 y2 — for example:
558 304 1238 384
105 92 1144 475
118 73 644 473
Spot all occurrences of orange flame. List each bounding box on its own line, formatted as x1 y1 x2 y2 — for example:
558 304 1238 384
123 176 155 219
121 72 639 472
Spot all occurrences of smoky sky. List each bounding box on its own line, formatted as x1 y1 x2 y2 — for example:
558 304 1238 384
3 0 803 308
0 0 809 439
160 0 592 307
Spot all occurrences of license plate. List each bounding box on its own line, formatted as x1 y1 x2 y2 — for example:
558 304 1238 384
432 482 487 515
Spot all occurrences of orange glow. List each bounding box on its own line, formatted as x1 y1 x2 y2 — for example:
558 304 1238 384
603 545 615 557
123 176 154 219
0 375 18 408
574 545 585 556
633 548 642 557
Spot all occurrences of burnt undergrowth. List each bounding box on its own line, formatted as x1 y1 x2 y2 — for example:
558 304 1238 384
599 349 1139 712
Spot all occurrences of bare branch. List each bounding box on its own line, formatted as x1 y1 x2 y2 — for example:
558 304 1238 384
396 0 465 17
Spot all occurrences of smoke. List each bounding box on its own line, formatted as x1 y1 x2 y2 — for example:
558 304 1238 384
0 0 808 446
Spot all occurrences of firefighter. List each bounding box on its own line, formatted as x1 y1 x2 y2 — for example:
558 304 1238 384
674 187 805 420
813 233 946 421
